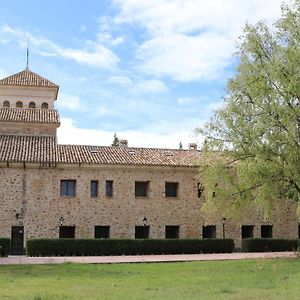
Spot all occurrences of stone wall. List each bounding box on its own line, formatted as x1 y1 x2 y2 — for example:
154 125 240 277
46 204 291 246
0 122 57 136
0 163 298 247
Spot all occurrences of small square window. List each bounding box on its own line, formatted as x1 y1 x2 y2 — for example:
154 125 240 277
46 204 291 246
165 182 178 197
241 225 254 239
95 226 110 238
60 180 76 197
135 226 149 239
202 225 216 238
261 225 273 238
91 180 98 197
135 181 149 197
165 225 180 238
105 180 113 197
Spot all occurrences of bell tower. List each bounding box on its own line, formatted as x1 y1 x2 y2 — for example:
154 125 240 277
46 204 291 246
0 68 60 136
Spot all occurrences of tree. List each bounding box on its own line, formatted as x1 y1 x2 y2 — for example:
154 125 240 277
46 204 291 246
111 133 120 146
197 1 300 218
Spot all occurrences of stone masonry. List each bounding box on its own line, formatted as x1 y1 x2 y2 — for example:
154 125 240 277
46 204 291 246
0 67 298 252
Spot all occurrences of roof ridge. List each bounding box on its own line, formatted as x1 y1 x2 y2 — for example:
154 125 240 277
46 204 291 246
57 144 199 152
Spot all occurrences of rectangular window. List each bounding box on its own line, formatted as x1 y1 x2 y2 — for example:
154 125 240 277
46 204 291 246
135 181 149 197
135 226 150 239
91 180 98 197
60 180 76 197
165 225 180 238
198 182 204 198
298 224 300 239
241 225 254 239
165 182 178 197
59 226 75 238
95 226 110 238
202 225 216 238
105 180 113 197
261 225 273 238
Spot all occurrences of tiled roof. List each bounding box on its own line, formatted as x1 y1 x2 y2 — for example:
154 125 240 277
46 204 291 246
0 108 60 124
57 145 201 167
0 135 201 167
0 69 58 88
0 135 57 163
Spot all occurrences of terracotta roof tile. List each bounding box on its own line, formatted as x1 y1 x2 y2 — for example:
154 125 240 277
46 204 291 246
56 145 201 167
0 135 57 163
0 69 58 88
0 135 201 167
0 108 60 124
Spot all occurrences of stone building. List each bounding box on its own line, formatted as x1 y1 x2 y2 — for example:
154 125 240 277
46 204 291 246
0 67 298 254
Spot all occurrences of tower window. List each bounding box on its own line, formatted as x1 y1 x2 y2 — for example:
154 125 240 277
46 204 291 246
3 101 10 107
29 101 36 108
16 101 23 108
41 102 49 109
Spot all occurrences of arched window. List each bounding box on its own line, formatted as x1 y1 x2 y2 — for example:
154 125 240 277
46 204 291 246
29 102 36 108
41 102 49 109
16 101 23 108
3 101 10 107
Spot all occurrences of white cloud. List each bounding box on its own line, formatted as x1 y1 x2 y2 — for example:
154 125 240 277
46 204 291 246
80 25 87 32
177 97 197 106
112 0 288 81
137 33 233 81
0 24 119 69
57 117 202 149
97 16 125 47
132 78 168 94
57 93 86 112
107 75 168 94
108 75 133 86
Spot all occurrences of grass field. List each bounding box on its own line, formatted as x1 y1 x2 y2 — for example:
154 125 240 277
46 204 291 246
0 259 299 299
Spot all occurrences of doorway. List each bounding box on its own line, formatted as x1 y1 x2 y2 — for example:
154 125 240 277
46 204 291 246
11 226 24 255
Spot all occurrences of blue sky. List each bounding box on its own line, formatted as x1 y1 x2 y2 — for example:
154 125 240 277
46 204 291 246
0 0 287 148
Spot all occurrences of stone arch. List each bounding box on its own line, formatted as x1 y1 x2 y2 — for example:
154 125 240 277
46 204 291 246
3 100 10 107
29 101 36 108
16 101 23 108
41 102 49 109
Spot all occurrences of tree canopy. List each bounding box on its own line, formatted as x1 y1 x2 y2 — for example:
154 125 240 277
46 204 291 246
198 1 300 218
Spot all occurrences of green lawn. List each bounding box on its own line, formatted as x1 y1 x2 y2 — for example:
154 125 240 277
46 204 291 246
0 259 299 299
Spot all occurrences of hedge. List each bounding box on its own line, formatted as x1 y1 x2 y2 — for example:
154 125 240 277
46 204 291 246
242 238 299 252
0 238 11 257
26 238 235 256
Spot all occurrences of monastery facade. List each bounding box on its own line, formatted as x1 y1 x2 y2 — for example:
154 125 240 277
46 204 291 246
0 68 298 254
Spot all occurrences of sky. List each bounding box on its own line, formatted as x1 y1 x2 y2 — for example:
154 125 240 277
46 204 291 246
0 0 289 149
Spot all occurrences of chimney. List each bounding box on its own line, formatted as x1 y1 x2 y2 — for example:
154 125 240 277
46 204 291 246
118 139 128 147
188 143 197 150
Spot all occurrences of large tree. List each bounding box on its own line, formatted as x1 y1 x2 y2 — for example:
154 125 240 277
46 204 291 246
198 1 300 218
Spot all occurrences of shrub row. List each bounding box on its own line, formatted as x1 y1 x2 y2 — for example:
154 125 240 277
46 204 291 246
26 238 235 256
0 238 10 257
242 238 299 252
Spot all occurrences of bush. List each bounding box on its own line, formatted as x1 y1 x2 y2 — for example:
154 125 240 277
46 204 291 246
242 238 299 252
0 238 11 257
26 238 235 257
